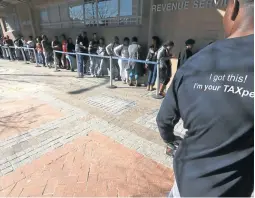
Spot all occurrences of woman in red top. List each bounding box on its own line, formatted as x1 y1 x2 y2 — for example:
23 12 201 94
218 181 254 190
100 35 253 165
61 34 68 69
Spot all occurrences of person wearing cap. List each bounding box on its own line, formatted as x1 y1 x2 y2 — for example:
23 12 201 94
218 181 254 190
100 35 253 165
177 38 195 69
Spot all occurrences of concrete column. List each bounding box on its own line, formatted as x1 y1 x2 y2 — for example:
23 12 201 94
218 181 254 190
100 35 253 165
147 0 154 48
27 2 36 38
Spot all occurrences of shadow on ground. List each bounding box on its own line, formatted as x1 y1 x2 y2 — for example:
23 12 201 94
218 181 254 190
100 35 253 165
67 78 109 95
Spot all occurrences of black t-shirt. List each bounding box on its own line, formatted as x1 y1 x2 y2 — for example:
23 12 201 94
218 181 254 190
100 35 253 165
157 35 254 197
89 39 99 54
81 37 89 53
67 43 75 57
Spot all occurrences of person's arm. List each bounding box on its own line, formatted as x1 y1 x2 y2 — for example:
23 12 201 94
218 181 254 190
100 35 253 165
114 45 123 57
106 43 112 55
41 41 45 50
157 47 164 61
156 75 181 143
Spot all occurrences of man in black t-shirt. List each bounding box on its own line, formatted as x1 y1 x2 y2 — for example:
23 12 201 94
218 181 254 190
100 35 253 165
157 0 254 197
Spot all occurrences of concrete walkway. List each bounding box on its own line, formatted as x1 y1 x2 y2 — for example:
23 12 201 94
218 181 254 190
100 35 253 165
0 60 186 197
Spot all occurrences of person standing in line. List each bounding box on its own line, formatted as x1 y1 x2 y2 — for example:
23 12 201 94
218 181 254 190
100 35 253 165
157 0 254 197
106 36 120 80
61 34 68 69
66 37 76 72
36 37 45 67
96 37 106 77
81 31 89 74
42 35 53 68
128 37 141 87
114 37 130 84
52 36 62 67
75 34 84 78
89 33 99 77
157 41 174 97
177 39 195 69
27 36 35 63
145 36 160 91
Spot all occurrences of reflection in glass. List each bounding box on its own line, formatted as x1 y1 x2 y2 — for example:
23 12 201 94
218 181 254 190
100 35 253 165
40 9 49 23
84 1 97 25
69 4 84 21
120 0 132 16
98 0 118 25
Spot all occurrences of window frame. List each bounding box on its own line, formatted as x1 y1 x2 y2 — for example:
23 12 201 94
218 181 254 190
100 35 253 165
40 0 143 29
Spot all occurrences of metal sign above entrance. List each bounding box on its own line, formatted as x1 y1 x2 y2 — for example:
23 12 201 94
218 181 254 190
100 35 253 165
152 0 228 12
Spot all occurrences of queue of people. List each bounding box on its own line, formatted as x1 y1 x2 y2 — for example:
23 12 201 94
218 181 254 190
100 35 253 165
0 32 196 97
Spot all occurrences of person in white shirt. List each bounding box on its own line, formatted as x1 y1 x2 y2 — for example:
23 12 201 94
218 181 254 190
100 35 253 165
27 36 35 63
106 36 120 80
27 36 35 48
128 37 141 86
96 38 106 77
114 37 130 84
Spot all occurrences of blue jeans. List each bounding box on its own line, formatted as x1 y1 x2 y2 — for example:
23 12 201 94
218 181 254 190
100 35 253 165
78 55 84 75
147 64 157 86
66 55 77 71
129 68 138 80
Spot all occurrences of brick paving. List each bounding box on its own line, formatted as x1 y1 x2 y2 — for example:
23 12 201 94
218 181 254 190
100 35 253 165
0 60 183 197
0 97 63 140
0 132 174 197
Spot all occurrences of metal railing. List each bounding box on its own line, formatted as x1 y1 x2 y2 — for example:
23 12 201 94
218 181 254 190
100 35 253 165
54 50 163 99
0 46 163 99
1 45 39 67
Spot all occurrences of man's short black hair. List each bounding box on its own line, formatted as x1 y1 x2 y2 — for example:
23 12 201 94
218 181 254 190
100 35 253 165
124 37 130 42
93 33 97 36
132 37 138 42
185 39 195 46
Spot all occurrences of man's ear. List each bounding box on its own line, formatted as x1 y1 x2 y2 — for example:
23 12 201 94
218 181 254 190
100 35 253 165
231 0 240 21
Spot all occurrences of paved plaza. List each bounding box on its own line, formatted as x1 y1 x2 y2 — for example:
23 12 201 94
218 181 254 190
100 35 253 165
0 60 187 197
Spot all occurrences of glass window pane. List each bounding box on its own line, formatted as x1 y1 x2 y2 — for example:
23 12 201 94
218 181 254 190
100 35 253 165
40 8 49 23
120 0 132 16
69 4 84 21
98 0 118 19
60 4 69 22
48 5 60 23
98 0 118 26
84 1 97 25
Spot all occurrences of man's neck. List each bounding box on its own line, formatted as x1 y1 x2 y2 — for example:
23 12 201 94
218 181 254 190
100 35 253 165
228 29 254 39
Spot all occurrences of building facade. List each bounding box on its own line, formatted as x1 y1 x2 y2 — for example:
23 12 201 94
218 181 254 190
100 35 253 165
0 0 227 63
